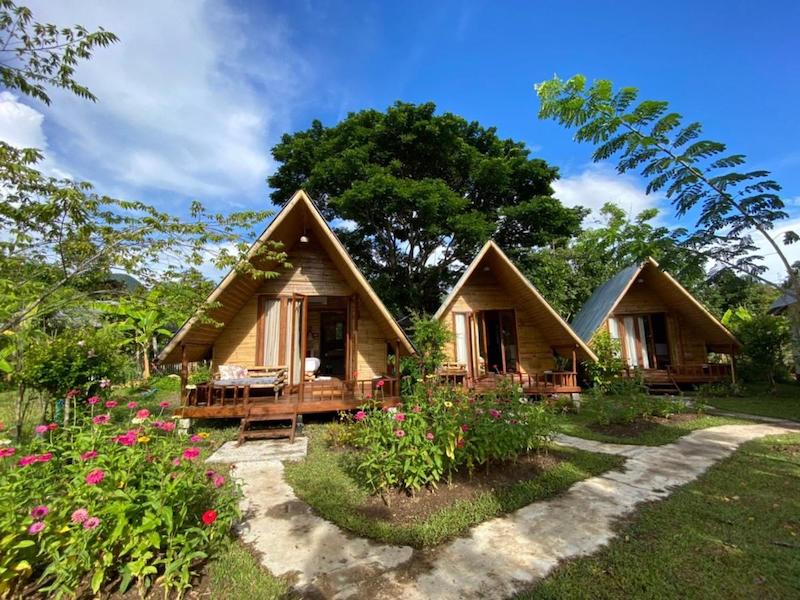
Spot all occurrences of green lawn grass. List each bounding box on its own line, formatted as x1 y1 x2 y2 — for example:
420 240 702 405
283 425 624 548
704 383 800 421
207 541 290 600
519 432 800 599
554 411 749 446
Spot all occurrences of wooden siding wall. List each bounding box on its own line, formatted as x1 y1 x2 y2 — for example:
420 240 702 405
212 240 388 378
607 279 709 365
440 270 557 373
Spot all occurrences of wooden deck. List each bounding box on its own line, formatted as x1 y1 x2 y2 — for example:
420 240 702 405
177 377 401 419
439 371 581 395
624 364 733 389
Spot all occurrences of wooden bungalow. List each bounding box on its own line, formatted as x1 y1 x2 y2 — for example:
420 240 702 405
433 241 596 395
157 190 414 428
570 257 741 392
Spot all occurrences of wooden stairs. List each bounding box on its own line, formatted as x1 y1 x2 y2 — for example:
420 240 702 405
642 369 681 395
237 405 298 445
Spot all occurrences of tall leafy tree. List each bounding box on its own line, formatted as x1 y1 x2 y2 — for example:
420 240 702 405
269 101 586 317
520 203 703 319
536 75 800 379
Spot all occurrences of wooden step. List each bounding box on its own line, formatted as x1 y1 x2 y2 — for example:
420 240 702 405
238 411 297 445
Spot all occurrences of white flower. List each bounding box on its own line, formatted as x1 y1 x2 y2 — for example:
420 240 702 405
131 417 145 424
387 407 398 414
0 438 10 446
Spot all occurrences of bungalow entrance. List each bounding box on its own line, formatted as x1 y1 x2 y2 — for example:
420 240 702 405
478 309 519 374
609 312 671 369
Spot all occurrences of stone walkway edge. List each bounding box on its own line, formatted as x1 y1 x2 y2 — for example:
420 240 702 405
222 421 799 600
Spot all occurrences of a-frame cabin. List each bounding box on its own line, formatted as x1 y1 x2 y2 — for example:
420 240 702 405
157 190 414 420
433 241 596 395
571 257 741 389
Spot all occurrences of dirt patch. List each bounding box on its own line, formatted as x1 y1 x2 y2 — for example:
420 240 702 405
356 451 562 525
588 413 702 438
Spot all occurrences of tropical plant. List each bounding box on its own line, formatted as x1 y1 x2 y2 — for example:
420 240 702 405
586 330 625 391
535 74 800 379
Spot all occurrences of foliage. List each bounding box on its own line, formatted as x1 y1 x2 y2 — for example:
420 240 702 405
0 401 238 598
702 383 800 421
350 379 555 494
404 313 451 381
585 330 625 391
535 74 800 376
695 381 746 399
21 326 133 400
581 392 688 427
187 365 212 386
734 314 791 386
0 0 118 105
269 101 586 316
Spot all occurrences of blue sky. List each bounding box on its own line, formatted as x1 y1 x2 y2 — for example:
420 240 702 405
1 0 798 279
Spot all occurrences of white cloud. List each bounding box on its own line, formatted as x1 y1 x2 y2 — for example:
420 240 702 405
552 163 662 225
28 0 309 202
753 217 800 284
0 92 47 149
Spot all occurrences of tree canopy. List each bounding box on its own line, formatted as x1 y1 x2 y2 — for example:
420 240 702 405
269 101 586 317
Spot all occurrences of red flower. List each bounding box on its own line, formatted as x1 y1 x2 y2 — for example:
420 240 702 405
135 409 151 419
47 422 58 431
202 510 218 526
376 379 385 388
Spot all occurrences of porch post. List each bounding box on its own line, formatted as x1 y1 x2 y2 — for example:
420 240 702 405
395 338 401 397
180 344 188 406
571 348 577 373
730 344 737 384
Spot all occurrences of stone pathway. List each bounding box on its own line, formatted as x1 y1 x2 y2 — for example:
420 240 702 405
218 422 798 600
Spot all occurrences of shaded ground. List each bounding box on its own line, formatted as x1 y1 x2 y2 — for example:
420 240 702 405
519 432 800 600
587 412 702 439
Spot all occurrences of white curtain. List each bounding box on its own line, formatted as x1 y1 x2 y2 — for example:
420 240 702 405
454 313 468 366
622 317 638 367
262 299 281 366
637 317 651 369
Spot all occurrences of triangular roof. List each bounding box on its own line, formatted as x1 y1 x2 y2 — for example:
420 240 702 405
571 257 741 350
768 290 796 315
158 190 414 363
434 240 597 360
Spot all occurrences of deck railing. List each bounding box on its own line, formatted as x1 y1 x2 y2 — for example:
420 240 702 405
435 371 579 393
667 364 732 380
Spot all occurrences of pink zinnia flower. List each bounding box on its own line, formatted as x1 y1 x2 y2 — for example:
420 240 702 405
92 414 110 425
365 392 373 399
426 432 434 441
0 447 15 458
85 469 105 485
47 422 58 431
160 422 176 432
113 432 136 446
182 447 200 460
28 521 45 535
412 405 422 413
205 470 216 479
35 424 48 434
105 400 117 408
83 516 101 530
80 450 98 461
489 409 501 419
159 401 170 408
100 379 111 389
66 389 80 399
395 413 405 422
87 396 100 405
172 457 181 466
376 379 385 388
71 508 89 523
135 409 150 419
127 401 138 409
36 452 53 463
18 454 37 467
212 474 226 488
461 424 469 432
395 429 405 438
30 505 49 519
354 410 366 422
190 434 202 443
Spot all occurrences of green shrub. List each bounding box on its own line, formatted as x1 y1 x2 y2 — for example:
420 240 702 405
188 364 213 385
0 400 239 598
582 392 688 426
351 380 554 495
696 381 746 399
736 314 791 386
586 330 625 391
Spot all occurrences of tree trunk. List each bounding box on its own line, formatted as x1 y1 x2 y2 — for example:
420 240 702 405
142 345 151 380
15 382 25 440
788 295 800 382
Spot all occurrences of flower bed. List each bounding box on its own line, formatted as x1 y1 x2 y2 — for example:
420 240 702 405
340 379 556 495
0 399 239 598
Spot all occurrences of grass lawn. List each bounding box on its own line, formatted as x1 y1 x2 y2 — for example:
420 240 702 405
520 432 800 599
703 383 800 422
207 541 290 600
283 425 624 548
554 411 749 446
